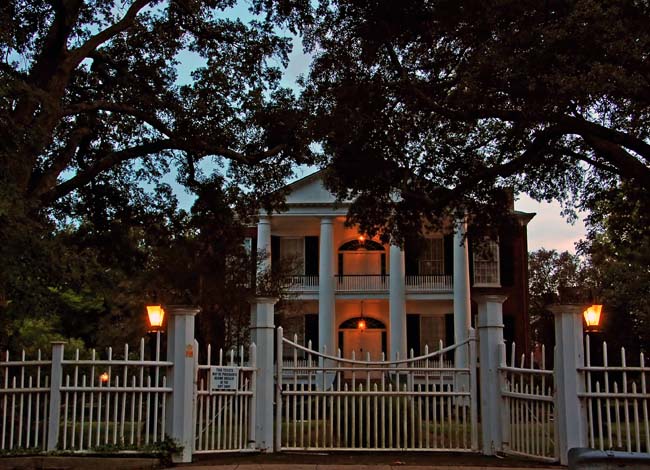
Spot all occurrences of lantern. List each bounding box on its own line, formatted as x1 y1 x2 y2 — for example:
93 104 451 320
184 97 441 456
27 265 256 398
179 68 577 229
146 305 165 331
583 304 603 330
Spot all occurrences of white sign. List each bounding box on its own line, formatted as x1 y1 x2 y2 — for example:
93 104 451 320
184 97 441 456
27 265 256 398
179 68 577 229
210 366 239 391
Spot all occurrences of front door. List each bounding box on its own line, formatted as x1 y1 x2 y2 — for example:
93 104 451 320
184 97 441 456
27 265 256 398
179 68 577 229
343 329 383 360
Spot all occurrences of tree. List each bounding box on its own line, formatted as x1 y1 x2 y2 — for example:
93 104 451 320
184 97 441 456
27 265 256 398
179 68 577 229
300 0 650 237
578 183 650 354
527 248 591 354
1 0 311 214
0 0 313 342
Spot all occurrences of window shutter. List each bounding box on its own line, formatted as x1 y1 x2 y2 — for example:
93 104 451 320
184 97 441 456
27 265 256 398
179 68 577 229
499 236 515 287
271 236 280 270
304 314 319 352
406 314 421 356
405 237 419 276
305 236 319 276
444 234 454 276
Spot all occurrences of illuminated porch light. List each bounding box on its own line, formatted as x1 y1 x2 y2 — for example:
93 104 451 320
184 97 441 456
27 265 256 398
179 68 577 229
357 319 367 330
583 304 603 330
146 305 165 332
100 372 109 383
358 235 365 242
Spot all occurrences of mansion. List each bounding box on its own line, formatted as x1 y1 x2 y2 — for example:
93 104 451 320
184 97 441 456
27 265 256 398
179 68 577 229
248 171 534 361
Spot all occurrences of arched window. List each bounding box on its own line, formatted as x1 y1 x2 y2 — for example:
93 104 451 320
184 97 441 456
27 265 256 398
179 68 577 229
338 239 385 251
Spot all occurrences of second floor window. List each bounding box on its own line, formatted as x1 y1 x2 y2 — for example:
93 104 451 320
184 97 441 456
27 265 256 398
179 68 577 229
280 237 305 275
419 238 444 275
473 239 500 286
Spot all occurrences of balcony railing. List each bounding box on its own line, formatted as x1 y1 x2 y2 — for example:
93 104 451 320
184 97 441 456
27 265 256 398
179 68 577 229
286 275 319 292
286 275 453 293
336 274 389 292
405 275 453 292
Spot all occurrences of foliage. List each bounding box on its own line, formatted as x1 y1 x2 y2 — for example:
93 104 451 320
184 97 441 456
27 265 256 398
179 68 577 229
298 0 650 239
578 184 650 353
0 0 310 352
527 249 592 351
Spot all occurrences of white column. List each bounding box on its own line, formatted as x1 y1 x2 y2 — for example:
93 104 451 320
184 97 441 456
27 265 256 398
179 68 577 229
318 217 335 356
249 296 277 452
477 295 507 455
389 244 406 361
47 341 66 451
165 305 199 463
453 219 471 368
257 214 272 276
550 304 588 465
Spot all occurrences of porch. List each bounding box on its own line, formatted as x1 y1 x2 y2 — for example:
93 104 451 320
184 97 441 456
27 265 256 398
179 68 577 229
286 274 453 293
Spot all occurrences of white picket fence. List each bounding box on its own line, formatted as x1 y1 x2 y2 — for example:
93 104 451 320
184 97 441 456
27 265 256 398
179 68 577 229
58 334 172 451
499 343 557 461
193 343 256 453
0 350 50 451
581 336 649 454
275 327 478 452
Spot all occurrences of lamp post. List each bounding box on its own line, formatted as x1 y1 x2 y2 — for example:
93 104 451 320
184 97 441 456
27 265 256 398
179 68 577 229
146 304 165 360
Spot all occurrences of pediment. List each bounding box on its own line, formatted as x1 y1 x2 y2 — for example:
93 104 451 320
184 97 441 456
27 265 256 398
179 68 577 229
283 171 341 205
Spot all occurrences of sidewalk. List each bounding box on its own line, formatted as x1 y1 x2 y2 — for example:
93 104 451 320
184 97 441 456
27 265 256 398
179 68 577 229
166 452 563 470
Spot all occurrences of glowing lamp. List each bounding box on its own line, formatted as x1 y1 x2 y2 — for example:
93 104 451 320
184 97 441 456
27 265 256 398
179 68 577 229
100 372 109 383
357 319 367 330
146 305 165 331
358 235 365 242
583 304 603 329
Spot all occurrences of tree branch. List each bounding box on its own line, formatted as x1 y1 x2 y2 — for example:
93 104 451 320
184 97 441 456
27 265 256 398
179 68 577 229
69 0 152 65
39 139 287 204
61 101 173 136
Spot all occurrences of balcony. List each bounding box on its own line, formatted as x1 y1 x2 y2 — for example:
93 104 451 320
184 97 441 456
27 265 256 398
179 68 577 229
286 275 453 294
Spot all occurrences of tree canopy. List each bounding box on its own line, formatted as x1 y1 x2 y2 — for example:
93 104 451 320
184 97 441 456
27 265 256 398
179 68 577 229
0 0 312 216
300 0 650 237
0 0 313 352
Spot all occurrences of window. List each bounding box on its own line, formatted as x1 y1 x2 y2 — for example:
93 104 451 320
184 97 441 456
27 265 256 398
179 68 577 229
419 237 444 275
243 237 252 253
473 238 500 286
280 237 305 275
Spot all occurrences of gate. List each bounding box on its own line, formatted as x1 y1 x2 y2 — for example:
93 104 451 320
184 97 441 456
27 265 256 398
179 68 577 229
275 327 478 451
193 342 256 454
499 343 558 462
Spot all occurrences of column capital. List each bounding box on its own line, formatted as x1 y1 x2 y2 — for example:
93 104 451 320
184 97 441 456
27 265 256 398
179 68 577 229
320 216 334 225
258 213 271 223
167 305 201 317
475 294 508 305
548 303 587 317
248 296 279 306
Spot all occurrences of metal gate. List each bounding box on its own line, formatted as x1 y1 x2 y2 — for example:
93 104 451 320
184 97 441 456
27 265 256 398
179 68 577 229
193 342 257 454
275 327 478 451
499 343 558 462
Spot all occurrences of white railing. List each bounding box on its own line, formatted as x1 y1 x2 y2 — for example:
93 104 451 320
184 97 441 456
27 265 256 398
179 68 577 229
287 275 453 294
59 334 172 451
194 343 256 453
0 350 51 451
580 336 649 453
286 275 319 292
405 275 453 292
276 327 478 451
500 343 556 461
335 275 389 292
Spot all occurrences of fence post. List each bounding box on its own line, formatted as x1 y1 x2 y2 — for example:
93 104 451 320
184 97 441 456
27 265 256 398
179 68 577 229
46 341 66 451
550 303 588 465
249 296 277 452
165 305 199 463
477 295 506 455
